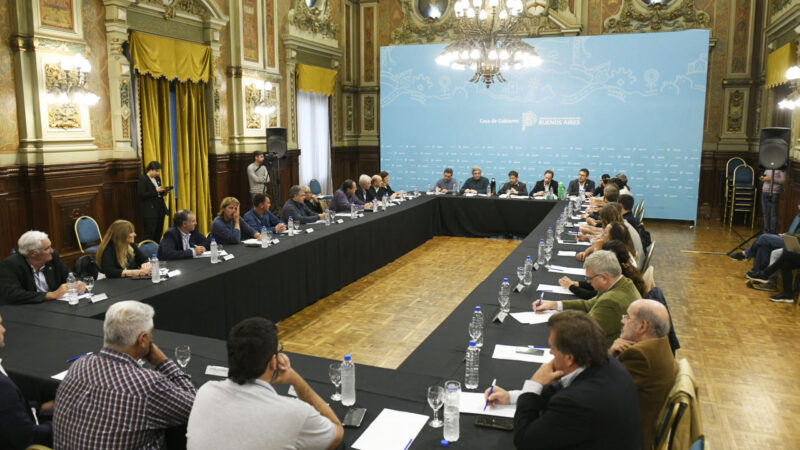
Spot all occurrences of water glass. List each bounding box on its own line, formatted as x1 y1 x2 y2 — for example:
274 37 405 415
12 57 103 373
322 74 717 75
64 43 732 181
468 321 482 343
293 221 300 234
427 385 445 428
545 245 553 268
329 363 342 401
83 276 94 295
265 229 273 243
175 345 191 370
498 294 510 314
516 266 525 284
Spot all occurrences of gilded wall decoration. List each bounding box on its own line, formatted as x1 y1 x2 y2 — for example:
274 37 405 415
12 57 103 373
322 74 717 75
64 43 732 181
346 95 353 132
84 0 113 149
40 0 75 31
604 0 710 33
730 0 751 74
770 0 792 17
364 96 375 131
364 6 375 83
245 83 264 129
345 3 352 82
265 0 276 67
287 0 339 39
242 0 259 62
48 103 81 129
138 0 210 19
120 79 130 139
0 0 19 153
727 90 744 133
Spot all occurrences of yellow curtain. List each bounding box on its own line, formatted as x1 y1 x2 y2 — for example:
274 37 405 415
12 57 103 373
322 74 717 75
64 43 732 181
130 32 213 83
174 82 213 235
137 74 175 234
766 41 798 89
297 64 337 96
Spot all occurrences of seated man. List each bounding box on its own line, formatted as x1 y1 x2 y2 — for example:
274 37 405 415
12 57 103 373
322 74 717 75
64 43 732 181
0 312 54 449
355 174 373 203
211 197 261 244
531 170 559 197
243 194 287 234
0 230 84 305
53 301 196 448
329 179 371 212
460 166 490 194
368 175 387 201
730 205 800 286
281 185 325 225
619 194 640 229
535 250 641 347
567 168 596 196
485 310 641 449
748 248 800 303
497 170 528 196
593 173 611 197
435 168 458 194
158 209 209 260
303 186 324 214
187 317 343 449
610 300 678 450
614 173 632 196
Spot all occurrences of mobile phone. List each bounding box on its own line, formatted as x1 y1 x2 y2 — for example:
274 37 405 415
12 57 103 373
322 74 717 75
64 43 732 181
475 415 514 431
343 408 367 427
515 347 544 356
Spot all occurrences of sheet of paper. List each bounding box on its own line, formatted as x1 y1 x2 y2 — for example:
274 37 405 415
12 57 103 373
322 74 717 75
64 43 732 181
492 344 554 364
305 228 315 234
205 365 229 377
56 293 91 302
510 310 557 325
557 250 577 257
465 193 476 197
200 250 229 257
335 212 354 217
548 265 586 276
51 370 68 381
313 219 326 224
337 219 344 224
510 194 529 199
556 239 591 246
536 284 574 295
459 391 516 418
352 408 428 450
222 254 235 261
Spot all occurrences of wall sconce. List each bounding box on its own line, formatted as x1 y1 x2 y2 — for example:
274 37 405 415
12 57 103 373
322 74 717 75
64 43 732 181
250 80 276 116
44 54 100 106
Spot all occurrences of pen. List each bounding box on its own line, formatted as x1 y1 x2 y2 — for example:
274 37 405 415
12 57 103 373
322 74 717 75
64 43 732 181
537 292 543 307
67 352 92 363
484 378 497 411
403 438 413 450
528 345 548 349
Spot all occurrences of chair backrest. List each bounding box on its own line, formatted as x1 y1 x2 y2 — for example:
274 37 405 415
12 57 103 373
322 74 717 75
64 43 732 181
654 359 699 449
309 179 322 195
732 164 754 186
634 199 645 222
726 157 746 178
642 241 655 272
74 216 102 253
138 240 159 258
788 215 800 234
73 254 99 280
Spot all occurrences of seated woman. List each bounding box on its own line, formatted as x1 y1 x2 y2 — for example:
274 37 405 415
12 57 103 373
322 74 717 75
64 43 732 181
97 220 151 278
577 222 638 267
559 239 647 300
211 197 261 245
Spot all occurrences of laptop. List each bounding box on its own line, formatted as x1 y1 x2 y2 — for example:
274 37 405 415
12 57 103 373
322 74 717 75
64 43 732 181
782 234 800 253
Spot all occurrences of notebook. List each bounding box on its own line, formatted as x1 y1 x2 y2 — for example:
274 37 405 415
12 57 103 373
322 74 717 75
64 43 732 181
782 234 800 253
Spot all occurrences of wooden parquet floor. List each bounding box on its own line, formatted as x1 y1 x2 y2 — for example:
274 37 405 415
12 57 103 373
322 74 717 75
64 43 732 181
278 220 800 449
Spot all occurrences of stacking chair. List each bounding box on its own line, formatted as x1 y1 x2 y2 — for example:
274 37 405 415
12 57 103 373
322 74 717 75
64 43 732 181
654 359 703 450
138 240 159 258
723 157 746 223
634 199 645 223
74 216 102 254
729 164 756 229
309 178 332 200
642 242 655 273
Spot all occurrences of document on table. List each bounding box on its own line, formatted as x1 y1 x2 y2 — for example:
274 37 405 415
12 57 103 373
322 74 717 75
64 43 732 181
548 265 586 276
536 284 574 295
556 239 591 246
242 238 261 246
492 344 555 364
510 310 557 325
557 250 577 257
335 212 354 217
200 250 229 257
56 293 91 302
459 392 516 418
352 408 428 450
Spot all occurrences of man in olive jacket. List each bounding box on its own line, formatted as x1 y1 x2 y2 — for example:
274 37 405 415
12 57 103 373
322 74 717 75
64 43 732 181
534 250 640 347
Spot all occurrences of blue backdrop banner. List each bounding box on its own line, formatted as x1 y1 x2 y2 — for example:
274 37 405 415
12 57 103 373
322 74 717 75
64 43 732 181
380 30 709 221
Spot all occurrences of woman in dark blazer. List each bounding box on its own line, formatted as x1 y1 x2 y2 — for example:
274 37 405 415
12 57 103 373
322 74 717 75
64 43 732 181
96 220 151 278
137 161 169 242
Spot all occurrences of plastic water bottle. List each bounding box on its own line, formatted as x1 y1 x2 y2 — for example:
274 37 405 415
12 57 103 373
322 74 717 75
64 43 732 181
325 209 331 226
524 257 533 286
579 185 585 203
489 178 496 196
382 196 388 211
427 183 432 193
150 254 160 284
465 341 479 389
66 272 78 306
472 306 484 347
341 354 356 407
261 226 269 248
287 216 294 235
500 278 511 298
558 182 565 199
546 227 554 247
373 198 379 213
452 181 459 195
350 203 357 219
443 381 460 442
537 239 545 265
210 239 219 264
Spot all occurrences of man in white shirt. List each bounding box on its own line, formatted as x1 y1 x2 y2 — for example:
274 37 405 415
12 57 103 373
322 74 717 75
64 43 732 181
187 317 343 450
247 151 270 207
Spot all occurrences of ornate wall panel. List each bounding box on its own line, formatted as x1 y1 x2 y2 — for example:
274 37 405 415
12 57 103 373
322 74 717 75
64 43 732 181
361 4 377 85
0 0 19 155
603 0 711 33
729 0 753 74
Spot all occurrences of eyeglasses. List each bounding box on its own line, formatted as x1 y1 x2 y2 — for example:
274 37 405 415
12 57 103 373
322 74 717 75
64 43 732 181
269 343 284 384
585 273 603 282
621 313 630 321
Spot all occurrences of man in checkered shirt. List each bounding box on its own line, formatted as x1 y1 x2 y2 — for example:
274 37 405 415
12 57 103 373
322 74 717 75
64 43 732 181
53 301 196 449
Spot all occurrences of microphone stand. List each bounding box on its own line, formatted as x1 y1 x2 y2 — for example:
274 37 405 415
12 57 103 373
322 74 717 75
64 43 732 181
726 167 774 255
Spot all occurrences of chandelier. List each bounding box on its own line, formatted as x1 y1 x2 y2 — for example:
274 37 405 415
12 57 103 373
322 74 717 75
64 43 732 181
250 80 277 116
44 54 100 106
436 0 544 87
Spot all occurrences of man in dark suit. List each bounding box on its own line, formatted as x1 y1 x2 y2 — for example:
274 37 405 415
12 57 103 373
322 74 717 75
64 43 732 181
157 210 210 260
355 174 373 203
610 299 678 450
531 170 559 197
368 175 387 201
486 311 641 449
498 170 528 196
0 231 84 305
567 168 596 196
138 161 170 243
280 185 325 225
0 312 54 448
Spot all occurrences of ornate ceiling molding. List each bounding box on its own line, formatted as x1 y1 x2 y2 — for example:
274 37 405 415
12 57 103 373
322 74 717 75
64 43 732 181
770 0 793 18
287 0 339 40
604 0 710 34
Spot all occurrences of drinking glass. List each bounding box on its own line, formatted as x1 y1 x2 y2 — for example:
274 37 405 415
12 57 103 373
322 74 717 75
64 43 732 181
545 245 553 268
265 229 273 243
293 221 300 234
498 294 510 314
83 276 94 295
516 266 525 284
427 385 445 428
175 345 191 370
329 363 342 401
468 321 482 343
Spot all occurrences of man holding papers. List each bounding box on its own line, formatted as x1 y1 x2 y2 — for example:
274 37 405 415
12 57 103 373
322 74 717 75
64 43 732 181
484 311 641 449
534 250 640 347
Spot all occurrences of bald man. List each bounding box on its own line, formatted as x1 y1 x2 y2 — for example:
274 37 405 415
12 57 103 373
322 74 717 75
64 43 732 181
610 299 678 450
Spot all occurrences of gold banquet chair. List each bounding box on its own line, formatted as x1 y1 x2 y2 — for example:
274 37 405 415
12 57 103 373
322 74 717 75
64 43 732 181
654 359 703 450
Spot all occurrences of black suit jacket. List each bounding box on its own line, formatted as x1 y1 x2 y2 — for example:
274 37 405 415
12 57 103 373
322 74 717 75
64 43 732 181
157 227 210 260
531 180 560 196
137 174 168 220
567 179 596 196
0 370 52 449
0 252 70 305
280 199 320 225
356 185 374 203
514 356 641 449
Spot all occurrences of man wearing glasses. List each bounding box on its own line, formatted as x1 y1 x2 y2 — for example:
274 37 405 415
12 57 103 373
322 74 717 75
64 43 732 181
187 318 343 450
533 250 640 347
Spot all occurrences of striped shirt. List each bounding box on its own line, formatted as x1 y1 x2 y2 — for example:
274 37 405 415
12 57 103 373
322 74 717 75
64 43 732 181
53 348 196 449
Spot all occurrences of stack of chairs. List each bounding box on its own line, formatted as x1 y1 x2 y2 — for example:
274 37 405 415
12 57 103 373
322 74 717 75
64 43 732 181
728 163 757 229
722 157 746 223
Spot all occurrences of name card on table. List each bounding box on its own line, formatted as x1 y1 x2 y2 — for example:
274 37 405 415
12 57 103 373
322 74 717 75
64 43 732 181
205 365 229 377
492 310 508 323
337 219 344 224
513 283 525 293
222 254 235 261
305 228 314 234
271 239 280 245
89 293 108 303
167 270 181 278
557 250 577 257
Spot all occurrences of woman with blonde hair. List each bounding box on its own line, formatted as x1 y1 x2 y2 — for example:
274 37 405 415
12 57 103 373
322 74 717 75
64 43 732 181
210 196 261 245
97 220 151 278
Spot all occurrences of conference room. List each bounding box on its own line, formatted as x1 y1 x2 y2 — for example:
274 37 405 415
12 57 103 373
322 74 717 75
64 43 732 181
1 0 799 449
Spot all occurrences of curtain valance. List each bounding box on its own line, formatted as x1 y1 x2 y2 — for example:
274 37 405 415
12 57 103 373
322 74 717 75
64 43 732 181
130 32 213 83
766 41 797 89
297 64 337 96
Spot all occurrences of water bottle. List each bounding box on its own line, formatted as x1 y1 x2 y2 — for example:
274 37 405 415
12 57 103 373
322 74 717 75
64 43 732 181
443 380 460 442
524 257 533 285
537 239 545 265
351 203 357 219
427 183 432 193
472 306 484 347
325 209 331 226
489 178 496 196
287 216 294 235
558 182 565 199
66 272 78 306
341 354 356 407
382 196 388 211
579 185 585 203
150 254 160 284
261 226 269 248
373 198 379 213
210 239 219 264
452 181 459 195
546 227 554 247
500 278 511 298
465 341 479 389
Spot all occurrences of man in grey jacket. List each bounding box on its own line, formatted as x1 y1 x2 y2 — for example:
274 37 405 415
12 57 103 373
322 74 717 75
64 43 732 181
247 151 270 206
